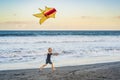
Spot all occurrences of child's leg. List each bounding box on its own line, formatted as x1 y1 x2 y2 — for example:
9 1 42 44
51 63 56 71
40 64 47 70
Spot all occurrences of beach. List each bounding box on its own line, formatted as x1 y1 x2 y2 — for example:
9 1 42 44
0 31 120 80
0 31 120 70
0 61 120 80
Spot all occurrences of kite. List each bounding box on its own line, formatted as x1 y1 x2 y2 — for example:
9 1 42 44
33 6 57 25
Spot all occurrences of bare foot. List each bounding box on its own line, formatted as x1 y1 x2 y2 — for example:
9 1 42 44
39 68 42 71
52 68 56 72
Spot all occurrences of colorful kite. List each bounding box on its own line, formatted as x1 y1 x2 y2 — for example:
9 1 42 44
33 6 57 25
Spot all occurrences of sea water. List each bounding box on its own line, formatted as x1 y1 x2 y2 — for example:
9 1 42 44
0 31 120 70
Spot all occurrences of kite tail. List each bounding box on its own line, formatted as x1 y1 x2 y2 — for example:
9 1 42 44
33 13 44 18
40 17 48 24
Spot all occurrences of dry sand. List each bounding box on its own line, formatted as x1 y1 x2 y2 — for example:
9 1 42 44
0 61 120 80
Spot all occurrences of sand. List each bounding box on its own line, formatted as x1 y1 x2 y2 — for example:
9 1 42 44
0 61 120 80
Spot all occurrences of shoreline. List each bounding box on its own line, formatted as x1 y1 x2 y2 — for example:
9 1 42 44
0 61 120 80
0 55 120 71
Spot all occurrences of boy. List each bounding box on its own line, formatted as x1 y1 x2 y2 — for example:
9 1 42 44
40 48 58 71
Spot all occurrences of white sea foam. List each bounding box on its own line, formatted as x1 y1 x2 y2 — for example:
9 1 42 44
0 35 120 70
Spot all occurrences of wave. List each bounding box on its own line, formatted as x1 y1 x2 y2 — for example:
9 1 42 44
0 31 120 37
0 33 120 64
0 46 120 63
0 35 120 45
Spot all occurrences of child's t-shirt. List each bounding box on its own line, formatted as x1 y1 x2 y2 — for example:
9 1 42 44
46 53 52 61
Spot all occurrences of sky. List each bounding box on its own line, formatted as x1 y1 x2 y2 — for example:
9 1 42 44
0 0 120 30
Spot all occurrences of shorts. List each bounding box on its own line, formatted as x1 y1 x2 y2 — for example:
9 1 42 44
46 59 52 64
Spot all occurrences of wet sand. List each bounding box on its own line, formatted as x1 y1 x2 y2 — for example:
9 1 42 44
0 61 120 80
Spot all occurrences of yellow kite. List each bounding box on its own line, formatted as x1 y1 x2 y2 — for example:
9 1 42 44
33 6 57 25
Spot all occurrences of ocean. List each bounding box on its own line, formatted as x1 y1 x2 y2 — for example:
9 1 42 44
0 30 120 70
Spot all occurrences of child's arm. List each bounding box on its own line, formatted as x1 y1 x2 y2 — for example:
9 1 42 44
52 53 59 56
